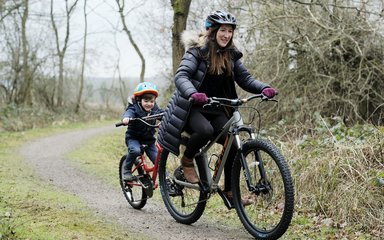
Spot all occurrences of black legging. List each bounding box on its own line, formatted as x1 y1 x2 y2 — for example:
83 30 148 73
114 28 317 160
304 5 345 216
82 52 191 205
184 107 236 192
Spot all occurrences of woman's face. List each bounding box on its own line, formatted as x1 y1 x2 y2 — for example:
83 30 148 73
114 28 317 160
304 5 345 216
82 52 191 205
216 24 233 48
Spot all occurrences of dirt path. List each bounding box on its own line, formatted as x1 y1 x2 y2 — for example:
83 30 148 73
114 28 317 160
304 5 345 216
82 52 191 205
20 125 251 240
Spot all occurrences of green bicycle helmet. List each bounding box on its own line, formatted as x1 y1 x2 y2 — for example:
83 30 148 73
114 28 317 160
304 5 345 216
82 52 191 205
205 10 237 30
133 82 159 98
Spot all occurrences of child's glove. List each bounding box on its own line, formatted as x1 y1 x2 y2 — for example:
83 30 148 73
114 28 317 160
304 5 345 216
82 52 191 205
190 92 208 105
262 87 277 98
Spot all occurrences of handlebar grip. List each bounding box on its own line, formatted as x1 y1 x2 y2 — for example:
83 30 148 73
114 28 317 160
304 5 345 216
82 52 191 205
115 122 125 127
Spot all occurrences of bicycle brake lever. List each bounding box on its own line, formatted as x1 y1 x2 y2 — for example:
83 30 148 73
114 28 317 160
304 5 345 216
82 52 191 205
203 100 220 108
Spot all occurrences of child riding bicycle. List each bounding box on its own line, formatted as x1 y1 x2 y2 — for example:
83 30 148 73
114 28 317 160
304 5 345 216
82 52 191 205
121 82 163 181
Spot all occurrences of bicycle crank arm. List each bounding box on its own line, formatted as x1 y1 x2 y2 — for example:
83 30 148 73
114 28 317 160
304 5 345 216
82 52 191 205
173 178 201 190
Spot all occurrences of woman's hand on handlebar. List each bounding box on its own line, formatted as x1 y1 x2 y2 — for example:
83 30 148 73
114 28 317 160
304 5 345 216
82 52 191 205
190 92 208 105
262 87 278 98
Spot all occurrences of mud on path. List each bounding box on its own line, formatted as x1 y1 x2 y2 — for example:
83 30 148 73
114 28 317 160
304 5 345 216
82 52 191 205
20 125 251 240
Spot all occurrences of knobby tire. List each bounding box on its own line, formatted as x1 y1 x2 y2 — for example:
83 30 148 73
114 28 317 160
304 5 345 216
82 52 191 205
158 149 207 224
232 139 294 239
119 155 147 209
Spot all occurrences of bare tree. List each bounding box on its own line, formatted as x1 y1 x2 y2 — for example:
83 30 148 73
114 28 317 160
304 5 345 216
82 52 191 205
50 0 79 107
0 1 23 23
2 0 38 106
170 0 192 74
75 0 88 113
115 0 146 83
16 0 32 106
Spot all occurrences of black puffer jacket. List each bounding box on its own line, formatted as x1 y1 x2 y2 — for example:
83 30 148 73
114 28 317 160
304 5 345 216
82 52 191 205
158 31 269 155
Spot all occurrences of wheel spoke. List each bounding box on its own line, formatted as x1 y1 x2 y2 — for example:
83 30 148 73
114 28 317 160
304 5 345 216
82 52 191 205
119 155 147 209
158 150 207 224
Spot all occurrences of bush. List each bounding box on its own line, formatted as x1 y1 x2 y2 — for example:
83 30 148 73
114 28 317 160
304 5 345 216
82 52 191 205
275 115 384 232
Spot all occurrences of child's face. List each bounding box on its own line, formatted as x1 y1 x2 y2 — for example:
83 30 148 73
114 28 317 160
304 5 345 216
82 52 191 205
140 97 155 112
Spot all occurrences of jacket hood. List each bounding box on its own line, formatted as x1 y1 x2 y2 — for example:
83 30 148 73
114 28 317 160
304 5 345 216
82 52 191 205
181 30 207 50
127 95 135 105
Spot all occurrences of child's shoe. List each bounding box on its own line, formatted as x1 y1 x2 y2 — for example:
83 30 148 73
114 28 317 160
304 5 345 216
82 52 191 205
123 170 136 181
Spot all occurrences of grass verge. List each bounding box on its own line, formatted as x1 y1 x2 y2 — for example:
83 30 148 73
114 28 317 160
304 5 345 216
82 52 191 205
0 121 146 240
68 121 383 239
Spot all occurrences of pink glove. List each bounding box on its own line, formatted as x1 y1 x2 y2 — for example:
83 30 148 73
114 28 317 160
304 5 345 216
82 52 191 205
190 92 208 105
262 87 277 98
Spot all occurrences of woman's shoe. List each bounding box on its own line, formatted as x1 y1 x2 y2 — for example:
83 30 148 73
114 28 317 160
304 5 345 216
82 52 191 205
224 191 254 206
181 156 199 184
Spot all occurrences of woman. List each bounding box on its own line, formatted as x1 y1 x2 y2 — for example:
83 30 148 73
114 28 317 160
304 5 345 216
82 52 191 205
158 10 277 203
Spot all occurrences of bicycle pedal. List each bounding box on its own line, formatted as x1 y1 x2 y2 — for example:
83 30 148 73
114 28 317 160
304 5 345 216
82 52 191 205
174 166 186 182
138 175 153 198
124 176 138 183
218 190 235 210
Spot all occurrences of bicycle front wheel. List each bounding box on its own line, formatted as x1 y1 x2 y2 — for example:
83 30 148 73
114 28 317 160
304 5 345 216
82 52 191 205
158 149 207 224
119 155 147 209
232 139 294 239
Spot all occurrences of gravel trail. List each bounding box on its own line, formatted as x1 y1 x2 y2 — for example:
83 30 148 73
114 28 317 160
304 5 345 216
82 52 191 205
20 125 251 240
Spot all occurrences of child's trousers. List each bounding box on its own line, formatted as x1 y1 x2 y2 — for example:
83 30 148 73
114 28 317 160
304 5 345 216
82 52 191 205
124 139 157 172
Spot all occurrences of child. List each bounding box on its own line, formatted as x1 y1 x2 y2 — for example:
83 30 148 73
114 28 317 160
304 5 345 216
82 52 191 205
121 82 163 181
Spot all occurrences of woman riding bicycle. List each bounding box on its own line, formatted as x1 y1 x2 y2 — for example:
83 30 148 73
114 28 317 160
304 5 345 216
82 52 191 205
121 82 163 181
157 10 277 203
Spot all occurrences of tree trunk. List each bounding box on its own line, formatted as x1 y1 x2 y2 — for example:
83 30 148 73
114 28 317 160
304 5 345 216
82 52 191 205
171 0 191 75
17 0 32 106
50 0 79 107
75 0 87 114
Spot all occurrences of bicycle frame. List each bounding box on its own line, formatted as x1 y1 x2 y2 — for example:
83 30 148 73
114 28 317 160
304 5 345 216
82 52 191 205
173 105 257 193
130 142 164 189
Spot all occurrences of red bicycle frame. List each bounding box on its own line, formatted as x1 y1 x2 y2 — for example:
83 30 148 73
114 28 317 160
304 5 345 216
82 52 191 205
131 142 164 188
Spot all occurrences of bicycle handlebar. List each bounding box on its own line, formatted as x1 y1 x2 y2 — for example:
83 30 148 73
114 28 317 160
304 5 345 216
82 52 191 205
115 112 164 128
204 93 278 108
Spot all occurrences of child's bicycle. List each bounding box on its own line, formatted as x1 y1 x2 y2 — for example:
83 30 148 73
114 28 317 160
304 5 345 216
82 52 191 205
115 113 166 209
157 94 294 240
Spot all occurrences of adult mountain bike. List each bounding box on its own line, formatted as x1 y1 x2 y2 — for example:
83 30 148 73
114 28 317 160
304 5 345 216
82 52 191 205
116 113 166 209
158 94 294 239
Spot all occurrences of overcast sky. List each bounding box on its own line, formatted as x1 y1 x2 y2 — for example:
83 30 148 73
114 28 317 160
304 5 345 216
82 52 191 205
23 0 226 83
45 0 173 79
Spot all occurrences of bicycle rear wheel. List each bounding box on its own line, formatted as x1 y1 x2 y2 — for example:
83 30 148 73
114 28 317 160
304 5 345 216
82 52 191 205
232 139 294 239
119 155 147 209
158 150 207 224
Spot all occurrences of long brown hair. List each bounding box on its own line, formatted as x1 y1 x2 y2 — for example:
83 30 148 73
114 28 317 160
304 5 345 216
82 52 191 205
204 26 235 76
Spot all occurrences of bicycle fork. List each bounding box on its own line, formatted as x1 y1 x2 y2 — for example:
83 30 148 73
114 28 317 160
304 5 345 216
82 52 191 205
234 126 271 196
237 136 272 196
